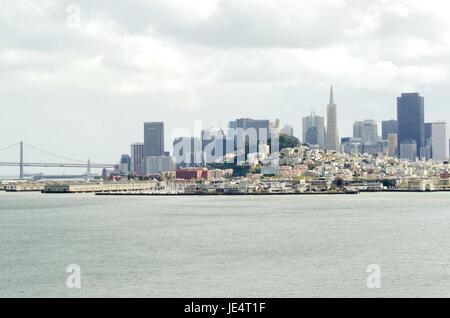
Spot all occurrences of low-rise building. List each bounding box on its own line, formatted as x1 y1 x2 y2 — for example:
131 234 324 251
43 182 157 193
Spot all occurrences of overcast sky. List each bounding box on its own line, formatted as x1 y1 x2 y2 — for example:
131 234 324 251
1 0 450 173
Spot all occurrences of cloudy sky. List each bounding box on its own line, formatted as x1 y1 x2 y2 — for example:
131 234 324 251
1 0 450 173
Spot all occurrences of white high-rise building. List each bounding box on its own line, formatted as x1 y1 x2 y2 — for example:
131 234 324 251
281 125 294 137
325 85 340 152
353 119 381 144
432 122 448 161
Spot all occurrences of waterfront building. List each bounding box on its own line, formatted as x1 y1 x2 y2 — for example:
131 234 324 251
302 111 325 148
382 120 398 141
431 122 448 161
43 181 157 193
143 156 175 175
144 122 165 158
176 168 209 180
131 142 144 176
325 85 340 152
397 93 425 157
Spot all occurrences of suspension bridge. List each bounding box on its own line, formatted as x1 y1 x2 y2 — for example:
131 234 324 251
0 142 116 179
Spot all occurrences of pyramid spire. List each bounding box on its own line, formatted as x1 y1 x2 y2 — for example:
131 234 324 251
329 85 335 105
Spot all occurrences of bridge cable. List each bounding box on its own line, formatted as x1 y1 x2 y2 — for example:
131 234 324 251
23 143 88 164
0 143 20 153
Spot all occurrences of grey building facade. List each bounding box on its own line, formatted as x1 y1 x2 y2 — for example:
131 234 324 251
382 120 398 141
144 122 165 158
397 93 425 157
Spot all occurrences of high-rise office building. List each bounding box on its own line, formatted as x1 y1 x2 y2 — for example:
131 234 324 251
382 120 398 141
397 93 425 157
144 122 165 158
432 122 448 161
400 140 418 162
143 156 175 175
282 125 294 137
354 120 380 144
353 121 363 139
119 154 131 174
228 118 271 153
302 111 325 148
130 142 144 176
425 122 433 143
325 85 340 151
387 134 398 157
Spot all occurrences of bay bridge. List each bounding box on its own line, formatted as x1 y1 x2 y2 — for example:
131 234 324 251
0 142 116 179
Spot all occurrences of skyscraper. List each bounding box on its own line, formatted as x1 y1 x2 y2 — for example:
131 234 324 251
144 122 165 158
325 85 340 151
302 111 325 148
382 120 398 141
228 118 271 153
281 125 294 137
431 122 448 161
130 142 144 176
363 120 380 144
353 121 363 139
400 140 417 162
354 120 380 144
388 134 398 157
397 93 425 157
119 154 131 174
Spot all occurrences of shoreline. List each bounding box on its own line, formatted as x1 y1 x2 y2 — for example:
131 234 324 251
2 189 450 195
94 191 359 196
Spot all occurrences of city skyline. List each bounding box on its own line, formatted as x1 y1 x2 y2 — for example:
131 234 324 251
1 87 449 173
2 1 450 167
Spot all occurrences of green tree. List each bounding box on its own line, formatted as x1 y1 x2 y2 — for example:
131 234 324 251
269 134 300 151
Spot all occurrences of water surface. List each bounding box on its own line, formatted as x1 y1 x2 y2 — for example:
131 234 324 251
0 191 449 297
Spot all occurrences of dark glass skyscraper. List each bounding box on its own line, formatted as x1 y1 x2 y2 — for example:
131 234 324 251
397 93 425 157
381 120 398 141
144 122 165 158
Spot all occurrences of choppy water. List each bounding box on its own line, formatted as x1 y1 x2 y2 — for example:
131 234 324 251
0 191 449 298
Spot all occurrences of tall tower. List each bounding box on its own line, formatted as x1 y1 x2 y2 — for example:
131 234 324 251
397 93 425 158
325 85 340 151
144 122 165 158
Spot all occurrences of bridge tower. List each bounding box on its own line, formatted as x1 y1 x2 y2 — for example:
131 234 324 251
19 141 24 179
86 158 92 178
